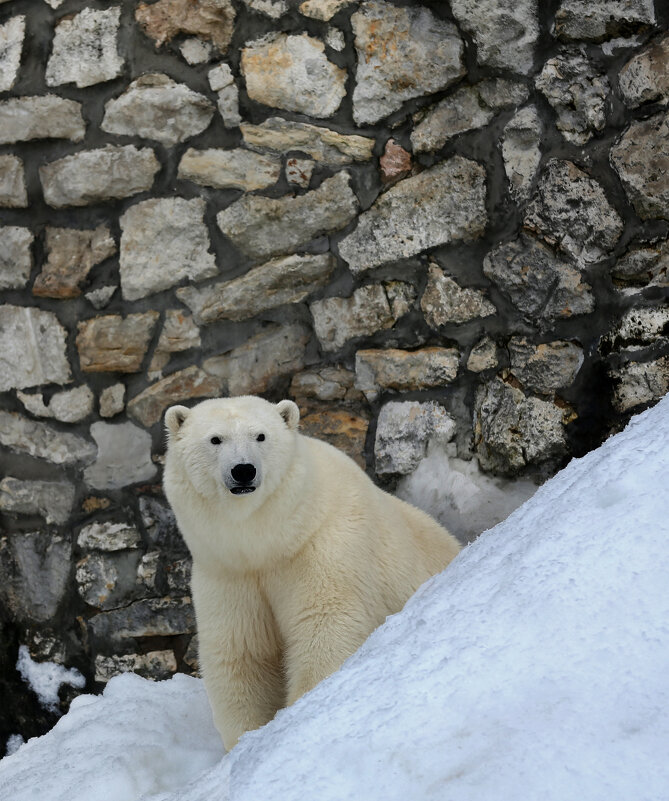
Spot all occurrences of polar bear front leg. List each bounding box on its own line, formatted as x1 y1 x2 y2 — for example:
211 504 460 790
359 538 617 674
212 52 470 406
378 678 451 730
191 565 284 751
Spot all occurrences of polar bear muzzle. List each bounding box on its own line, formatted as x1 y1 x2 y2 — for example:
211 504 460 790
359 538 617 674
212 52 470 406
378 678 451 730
229 462 257 495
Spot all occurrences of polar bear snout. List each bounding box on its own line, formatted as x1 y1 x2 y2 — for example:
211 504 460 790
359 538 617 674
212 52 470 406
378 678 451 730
227 461 260 495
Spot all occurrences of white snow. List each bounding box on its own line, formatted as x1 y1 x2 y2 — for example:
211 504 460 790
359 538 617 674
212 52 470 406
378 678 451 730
16 645 86 713
2 395 669 801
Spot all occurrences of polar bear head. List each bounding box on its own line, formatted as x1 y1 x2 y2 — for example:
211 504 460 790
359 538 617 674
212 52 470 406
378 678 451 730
164 396 300 504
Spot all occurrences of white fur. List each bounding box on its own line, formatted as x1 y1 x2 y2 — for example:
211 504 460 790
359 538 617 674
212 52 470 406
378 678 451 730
164 396 461 750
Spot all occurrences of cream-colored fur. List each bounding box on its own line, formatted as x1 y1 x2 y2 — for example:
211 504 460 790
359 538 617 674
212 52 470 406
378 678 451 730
163 396 461 751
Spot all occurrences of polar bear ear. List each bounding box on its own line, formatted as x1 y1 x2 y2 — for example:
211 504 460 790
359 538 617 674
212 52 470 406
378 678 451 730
165 405 190 436
277 399 300 430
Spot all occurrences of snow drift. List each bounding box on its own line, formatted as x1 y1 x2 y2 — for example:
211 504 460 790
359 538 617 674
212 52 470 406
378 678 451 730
2 395 668 801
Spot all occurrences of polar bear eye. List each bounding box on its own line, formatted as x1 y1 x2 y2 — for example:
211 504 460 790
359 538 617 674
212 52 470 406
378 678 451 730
256 433 265 442
210 436 222 445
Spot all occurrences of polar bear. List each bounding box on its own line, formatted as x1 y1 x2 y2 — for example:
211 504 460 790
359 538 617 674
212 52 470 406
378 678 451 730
163 396 461 750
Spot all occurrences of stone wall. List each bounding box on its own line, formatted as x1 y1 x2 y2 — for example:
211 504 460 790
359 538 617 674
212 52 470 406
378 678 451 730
1 0 668 747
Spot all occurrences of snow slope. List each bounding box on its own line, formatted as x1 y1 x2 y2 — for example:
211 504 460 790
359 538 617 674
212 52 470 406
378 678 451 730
2 395 668 801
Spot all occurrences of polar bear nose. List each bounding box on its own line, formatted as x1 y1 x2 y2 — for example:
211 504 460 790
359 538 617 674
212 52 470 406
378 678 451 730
231 463 256 484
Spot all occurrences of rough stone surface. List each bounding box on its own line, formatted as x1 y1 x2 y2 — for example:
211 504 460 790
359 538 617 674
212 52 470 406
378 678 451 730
0 227 32 289
46 7 124 88
149 311 201 376
536 48 610 145
0 16 24 93
610 356 669 412
241 117 374 165
0 532 72 623
285 157 314 188
555 0 656 42
120 198 217 301
0 478 75 525
450 0 539 74
0 305 70 391
290 366 360 404
140 497 186 553
355 347 459 401
33 226 116 299
127 367 222 428
421 264 496 328
136 0 235 51
102 74 214 146
0 411 96 465
76 551 142 610
612 239 669 288
411 79 529 153
467 337 498 372
208 63 240 127
375 401 457 476
83 421 157 490
178 253 335 324
601 306 669 353
339 157 487 274
610 111 669 220
619 33 669 108
86 286 117 310
351 1 465 125
325 27 345 52
0 155 27 208
508 338 584 393
474 379 570 475
179 38 213 64
77 521 141 552
99 384 125 418
178 147 280 191
483 235 595 323
203 323 310 395
524 160 624 264
380 139 411 185
299 0 356 20
94 650 177 683
241 33 346 118
17 385 94 424
0 96 85 145
310 282 415 352
502 105 543 203
40 147 159 208
217 171 358 261
299 408 369 469
241 0 288 19
88 597 195 642
77 312 159 373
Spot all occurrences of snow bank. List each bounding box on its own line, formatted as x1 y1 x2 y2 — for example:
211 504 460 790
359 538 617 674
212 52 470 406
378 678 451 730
1 396 668 801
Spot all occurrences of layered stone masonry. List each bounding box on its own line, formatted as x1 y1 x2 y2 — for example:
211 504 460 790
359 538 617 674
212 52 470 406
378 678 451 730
0 0 667 744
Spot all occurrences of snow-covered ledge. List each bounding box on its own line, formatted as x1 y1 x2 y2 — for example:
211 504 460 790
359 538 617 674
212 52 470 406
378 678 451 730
2 395 669 801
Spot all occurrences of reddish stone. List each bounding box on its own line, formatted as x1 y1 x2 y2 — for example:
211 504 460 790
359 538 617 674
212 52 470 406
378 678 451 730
380 138 412 185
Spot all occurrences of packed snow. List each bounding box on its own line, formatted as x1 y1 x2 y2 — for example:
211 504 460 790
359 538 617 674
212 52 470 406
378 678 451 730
2 395 669 801
16 645 86 714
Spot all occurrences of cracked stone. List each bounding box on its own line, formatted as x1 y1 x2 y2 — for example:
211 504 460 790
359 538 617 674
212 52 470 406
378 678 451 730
177 253 335 324
0 16 24 93
411 79 529 153
421 264 496 328
127 367 223 428
0 305 70 391
601 306 669 354
474 378 571 475
375 401 456 476
95 651 177 683
467 337 498 373
46 7 124 88
17 385 94 424
536 48 610 145
40 146 159 208
136 0 236 51
310 283 415 352
33 226 115 299
208 63 241 127
84 421 157 490
339 156 487 275
300 408 369 469
241 117 374 165
0 155 27 208
524 160 623 264
0 227 32 289
355 347 459 401
619 33 669 108
610 110 669 220
77 312 159 373
149 311 201 376
217 171 358 261
77 521 141 551
120 198 217 301
99 384 125 418
241 33 346 118
450 0 539 74
508 338 584 393
102 74 214 146
0 411 96 465
610 356 669 412
612 239 669 288
351 1 465 125
555 0 656 42
76 551 143 611
0 477 75 525
483 235 595 323
178 147 281 191
290 366 360 404
203 323 310 395
88 597 195 643
0 96 85 145
502 105 543 203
